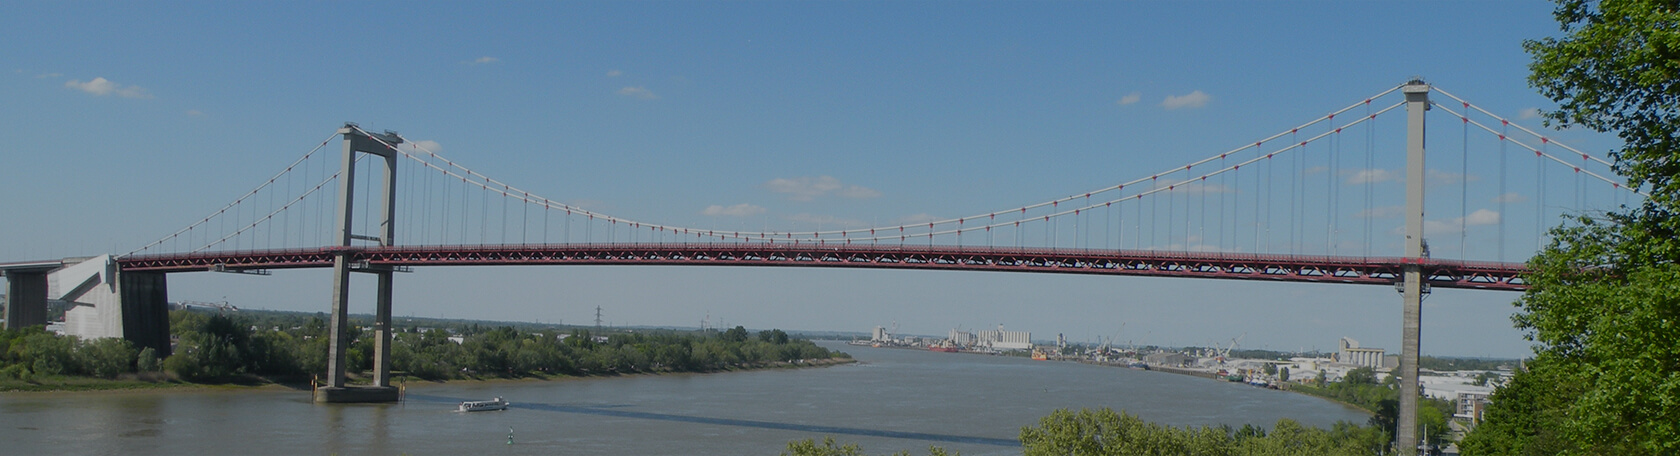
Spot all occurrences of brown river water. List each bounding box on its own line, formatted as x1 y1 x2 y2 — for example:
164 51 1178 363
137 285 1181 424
0 341 1368 455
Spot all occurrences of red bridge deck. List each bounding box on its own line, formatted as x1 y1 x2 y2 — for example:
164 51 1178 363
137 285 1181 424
116 243 1528 291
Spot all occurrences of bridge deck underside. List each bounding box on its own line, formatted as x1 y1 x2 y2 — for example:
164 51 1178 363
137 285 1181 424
117 244 1527 291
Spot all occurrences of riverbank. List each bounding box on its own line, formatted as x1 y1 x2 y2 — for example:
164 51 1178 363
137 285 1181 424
1 357 858 394
1071 359 1374 416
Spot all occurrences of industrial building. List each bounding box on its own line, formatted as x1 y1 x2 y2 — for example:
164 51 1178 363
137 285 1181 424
1336 337 1386 369
976 324 1031 351
946 324 1031 351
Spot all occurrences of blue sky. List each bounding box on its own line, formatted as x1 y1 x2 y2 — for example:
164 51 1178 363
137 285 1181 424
1 2 1633 358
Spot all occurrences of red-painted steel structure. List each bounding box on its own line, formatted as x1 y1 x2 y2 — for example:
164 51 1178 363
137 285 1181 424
117 243 1528 291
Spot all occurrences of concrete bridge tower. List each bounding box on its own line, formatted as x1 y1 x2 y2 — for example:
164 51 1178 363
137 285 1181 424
313 124 402 403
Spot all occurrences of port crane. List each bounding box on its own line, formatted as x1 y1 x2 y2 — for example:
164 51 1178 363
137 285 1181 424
1215 332 1247 363
1128 331 1152 355
1089 323 1125 359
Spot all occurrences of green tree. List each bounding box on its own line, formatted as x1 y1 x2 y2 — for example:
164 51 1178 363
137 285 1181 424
759 329 791 345
1278 366 1289 383
782 437 866 456
721 325 749 343
1459 358 1582 455
1526 0 1680 206
1464 2 1680 454
79 338 136 379
782 437 954 456
1342 367 1376 385
1018 407 1384 456
136 346 160 373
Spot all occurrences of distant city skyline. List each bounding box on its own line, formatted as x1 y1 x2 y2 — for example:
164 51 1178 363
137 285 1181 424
2 2 1610 358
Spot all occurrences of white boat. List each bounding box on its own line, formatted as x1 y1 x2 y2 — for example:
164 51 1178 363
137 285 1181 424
458 397 509 412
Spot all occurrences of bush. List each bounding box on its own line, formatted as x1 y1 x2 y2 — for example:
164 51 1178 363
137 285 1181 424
79 338 136 379
1 363 28 381
137 347 160 373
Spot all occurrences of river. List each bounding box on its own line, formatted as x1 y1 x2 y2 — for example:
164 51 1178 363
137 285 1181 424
1 341 1369 455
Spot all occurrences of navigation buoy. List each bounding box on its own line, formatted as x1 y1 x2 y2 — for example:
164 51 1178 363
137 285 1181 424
508 427 514 445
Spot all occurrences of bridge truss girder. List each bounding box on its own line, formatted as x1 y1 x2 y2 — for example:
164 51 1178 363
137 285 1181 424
117 244 1528 291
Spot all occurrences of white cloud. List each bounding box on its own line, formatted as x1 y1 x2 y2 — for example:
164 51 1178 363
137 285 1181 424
1518 107 1541 120
65 77 152 98
1346 168 1399 185
469 56 499 65
606 70 623 77
765 176 878 201
767 176 841 201
1492 192 1527 204
1161 90 1210 110
702 203 766 217
1117 92 1141 106
1407 209 1502 238
617 86 658 100
1464 208 1501 226
186 109 203 116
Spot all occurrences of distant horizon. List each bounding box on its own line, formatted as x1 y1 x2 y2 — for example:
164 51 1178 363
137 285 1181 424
177 305 1530 361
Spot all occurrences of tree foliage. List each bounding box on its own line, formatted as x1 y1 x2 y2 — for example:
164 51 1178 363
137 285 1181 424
1526 0 1680 207
1288 367 1451 450
1463 220 1680 454
0 326 138 381
781 437 953 456
5 309 850 388
1016 408 1387 456
1464 2 1680 453
362 321 843 381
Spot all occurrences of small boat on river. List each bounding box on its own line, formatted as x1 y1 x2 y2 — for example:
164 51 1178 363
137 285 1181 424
458 397 509 412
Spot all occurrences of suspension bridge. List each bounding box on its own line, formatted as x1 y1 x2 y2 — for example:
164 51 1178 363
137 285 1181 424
0 80 1640 453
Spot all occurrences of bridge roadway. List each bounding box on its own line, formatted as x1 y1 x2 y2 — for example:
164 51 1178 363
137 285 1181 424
117 243 1528 291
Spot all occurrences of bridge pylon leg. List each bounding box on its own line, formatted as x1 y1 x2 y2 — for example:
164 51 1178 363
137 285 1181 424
325 254 352 389
1396 80 1430 455
313 123 402 404
373 270 393 388
3 271 48 330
